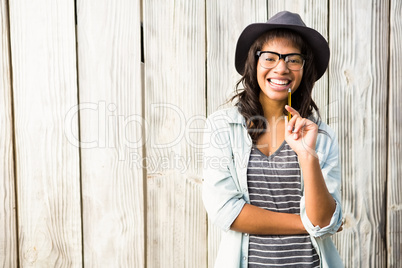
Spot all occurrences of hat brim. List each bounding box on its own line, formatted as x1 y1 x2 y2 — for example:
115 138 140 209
235 23 330 81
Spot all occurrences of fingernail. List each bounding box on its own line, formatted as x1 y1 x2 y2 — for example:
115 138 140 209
288 126 292 131
293 133 297 139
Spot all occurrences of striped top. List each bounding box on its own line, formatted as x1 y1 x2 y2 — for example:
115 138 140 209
247 141 320 267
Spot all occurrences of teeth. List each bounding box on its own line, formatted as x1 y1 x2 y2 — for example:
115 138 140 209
269 79 289 85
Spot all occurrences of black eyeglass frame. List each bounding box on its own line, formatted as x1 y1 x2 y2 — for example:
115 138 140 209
255 50 306 70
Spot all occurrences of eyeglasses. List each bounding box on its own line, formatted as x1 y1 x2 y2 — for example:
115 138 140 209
256 51 305 71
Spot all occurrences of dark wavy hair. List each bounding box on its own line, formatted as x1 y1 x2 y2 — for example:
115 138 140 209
231 29 320 143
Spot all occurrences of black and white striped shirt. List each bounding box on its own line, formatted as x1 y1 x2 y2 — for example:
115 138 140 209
247 142 320 267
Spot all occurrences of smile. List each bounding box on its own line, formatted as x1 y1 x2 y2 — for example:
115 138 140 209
268 78 291 86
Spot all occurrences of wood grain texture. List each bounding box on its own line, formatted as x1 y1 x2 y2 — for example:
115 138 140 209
329 1 389 267
143 0 207 266
0 0 17 266
267 0 329 122
206 0 267 115
76 0 144 266
143 0 206 176
206 219 221 268
387 0 402 266
147 174 206 268
205 1 266 266
8 0 82 266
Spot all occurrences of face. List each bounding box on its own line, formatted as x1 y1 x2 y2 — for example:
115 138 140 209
257 37 303 104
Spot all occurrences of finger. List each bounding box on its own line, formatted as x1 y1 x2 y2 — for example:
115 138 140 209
292 117 311 140
287 115 302 139
293 118 307 134
292 119 304 140
284 115 293 139
285 105 300 117
286 113 300 133
293 119 316 140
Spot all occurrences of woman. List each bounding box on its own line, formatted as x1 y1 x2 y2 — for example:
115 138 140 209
202 11 343 268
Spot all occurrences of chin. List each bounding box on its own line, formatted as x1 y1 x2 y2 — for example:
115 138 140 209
261 89 287 100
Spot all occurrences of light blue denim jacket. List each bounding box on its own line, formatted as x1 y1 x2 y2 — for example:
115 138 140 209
202 107 343 268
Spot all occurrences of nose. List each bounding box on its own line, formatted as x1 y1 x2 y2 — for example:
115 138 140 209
273 59 289 73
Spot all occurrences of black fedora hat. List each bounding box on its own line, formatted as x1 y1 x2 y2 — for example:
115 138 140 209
235 11 330 81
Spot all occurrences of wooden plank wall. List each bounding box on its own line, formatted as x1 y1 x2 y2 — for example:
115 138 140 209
143 0 207 267
8 0 82 266
0 0 401 267
387 0 402 266
0 0 17 266
76 0 144 266
329 1 389 267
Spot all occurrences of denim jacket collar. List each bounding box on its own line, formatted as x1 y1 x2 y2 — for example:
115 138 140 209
225 105 247 125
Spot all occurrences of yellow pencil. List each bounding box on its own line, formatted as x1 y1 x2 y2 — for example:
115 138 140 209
288 88 292 121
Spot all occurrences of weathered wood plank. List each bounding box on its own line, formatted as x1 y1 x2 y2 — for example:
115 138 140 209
76 0 144 266
387 0 402 266
206 220 220 268
8 0 82 266
329 1 389 267
147 175 206 267
143 0 207 266
267 0 329 122
0 0 17 266
205 1 266 266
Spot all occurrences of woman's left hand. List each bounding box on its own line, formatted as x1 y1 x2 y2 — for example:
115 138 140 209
284 105 318 159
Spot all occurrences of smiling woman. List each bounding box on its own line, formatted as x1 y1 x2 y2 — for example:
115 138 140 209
202 11 343 268
234 28 318 143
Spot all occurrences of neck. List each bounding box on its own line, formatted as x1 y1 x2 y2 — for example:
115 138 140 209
259 92 287 122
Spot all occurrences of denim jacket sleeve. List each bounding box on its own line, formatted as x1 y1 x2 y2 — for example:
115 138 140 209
300 122 343 238
202 112 246 232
